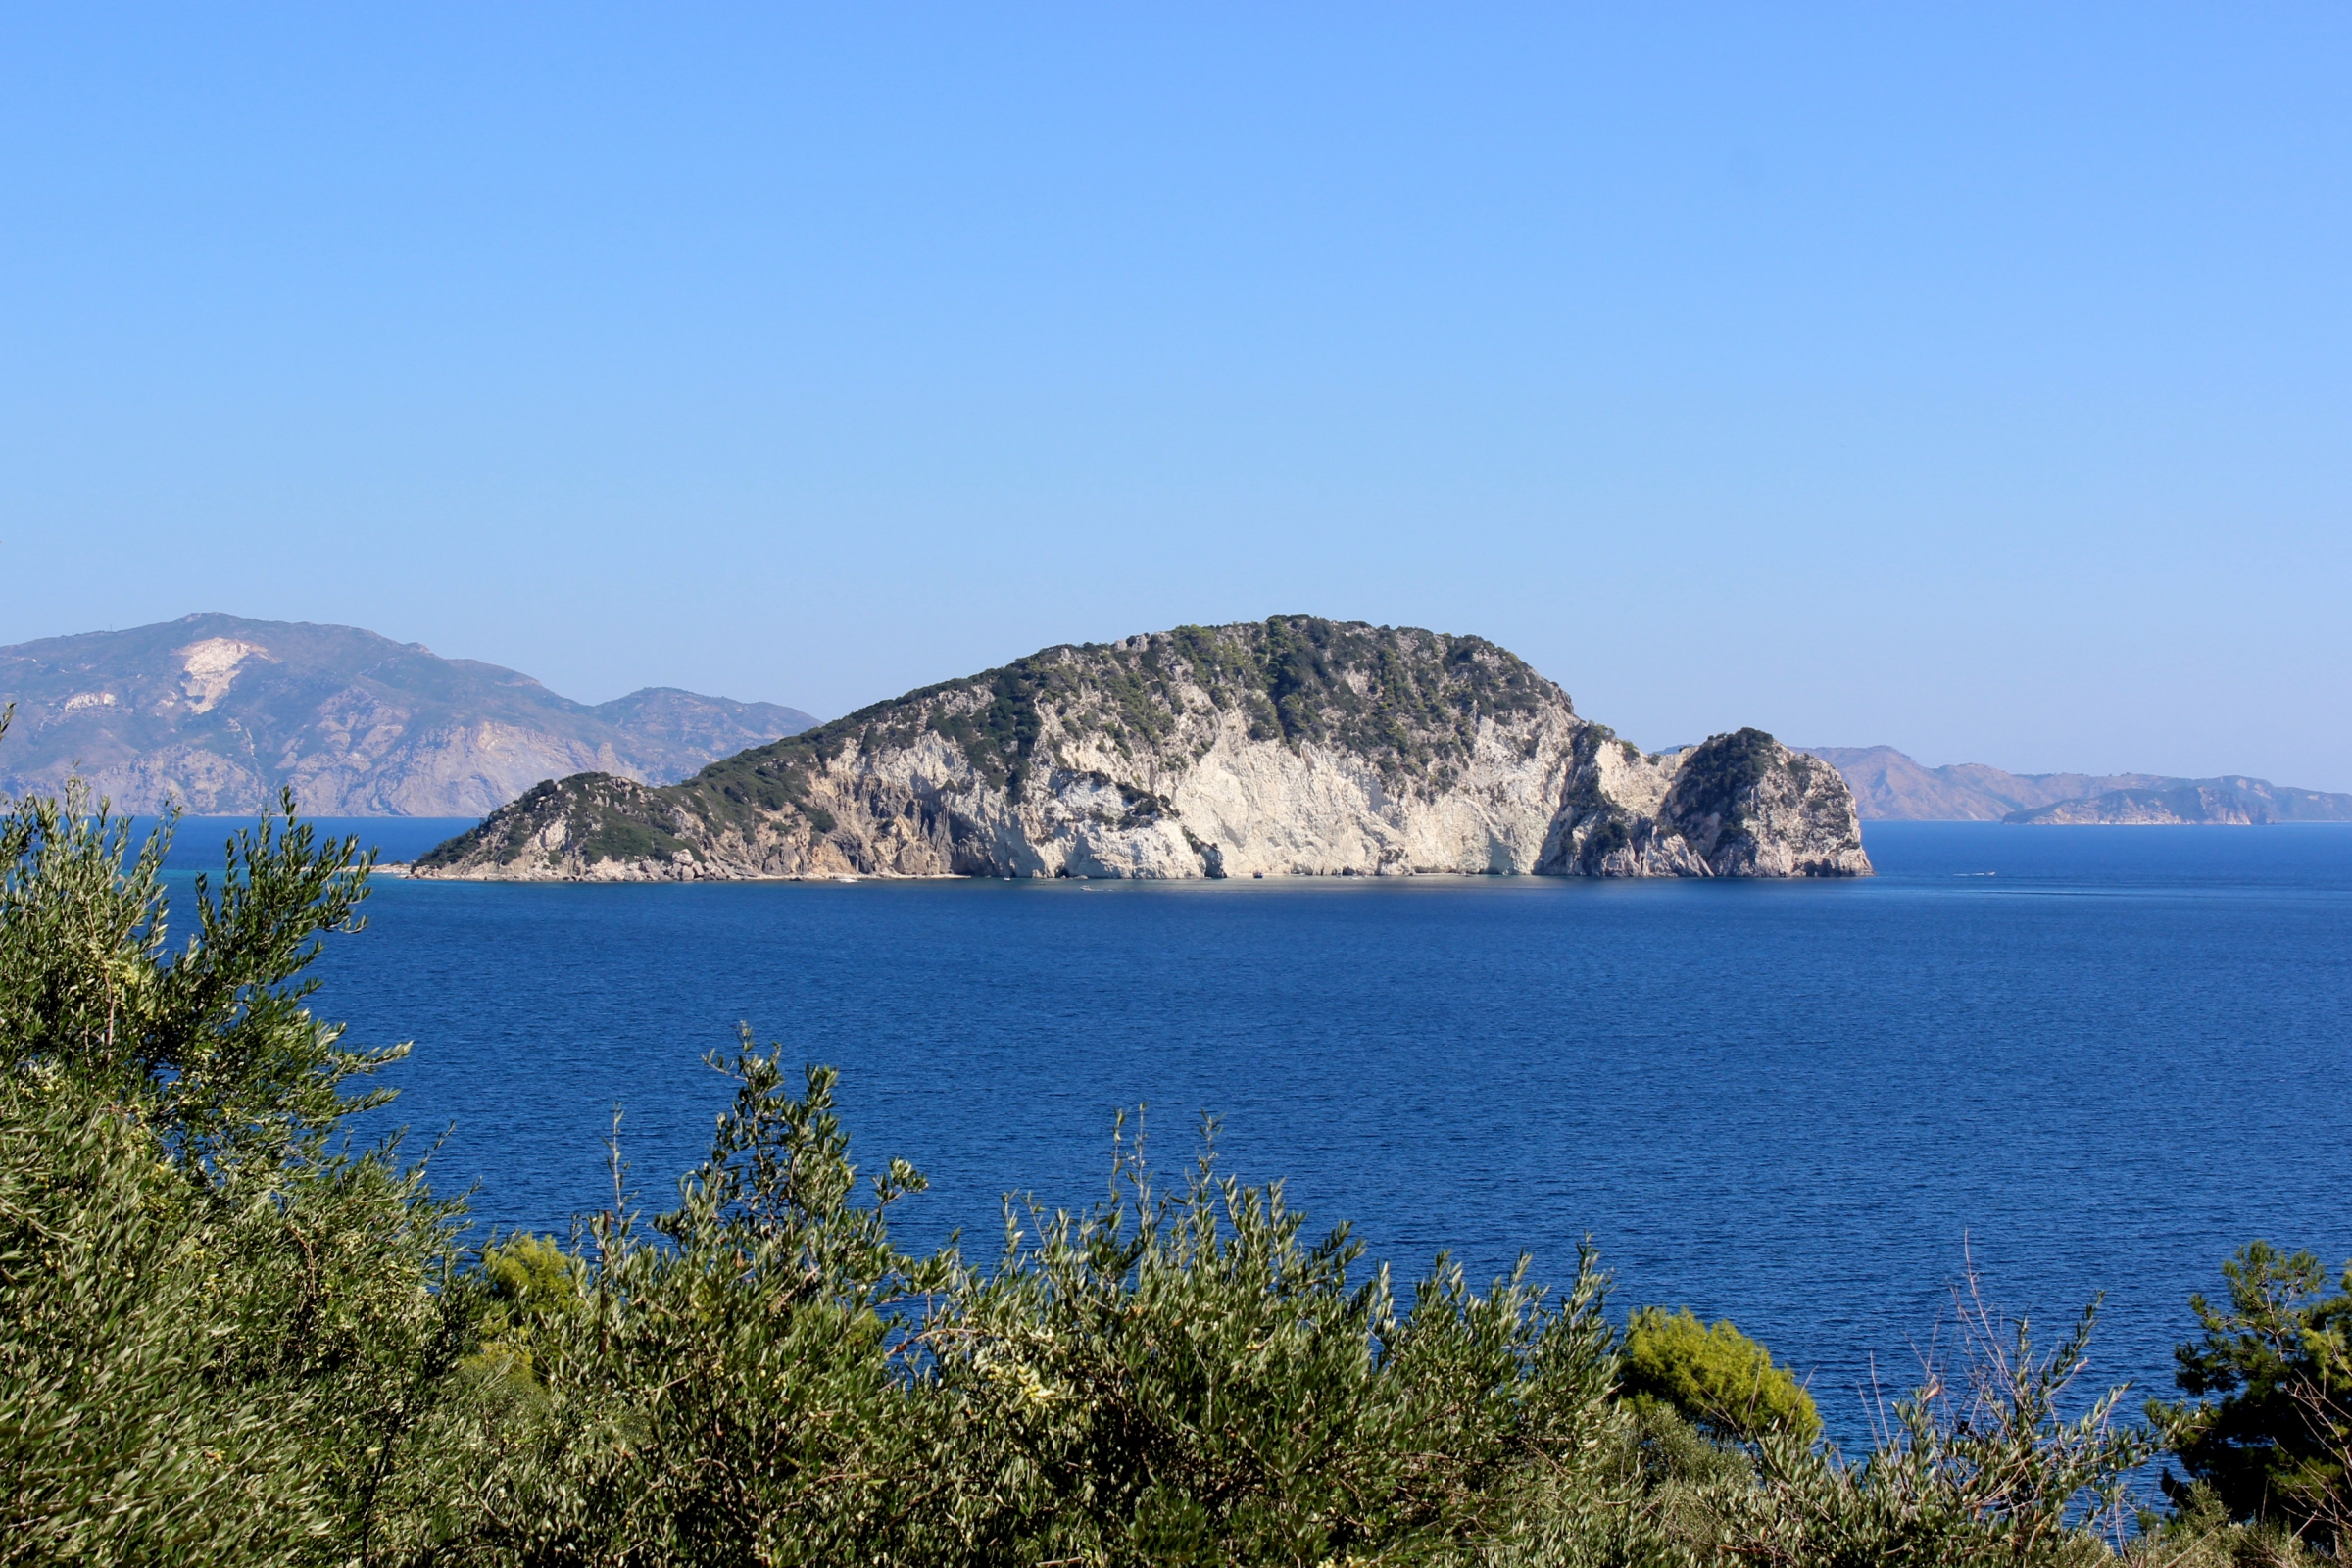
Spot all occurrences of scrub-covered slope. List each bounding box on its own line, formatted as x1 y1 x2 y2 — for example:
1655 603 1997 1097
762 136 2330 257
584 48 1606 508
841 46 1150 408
414 617 1868 881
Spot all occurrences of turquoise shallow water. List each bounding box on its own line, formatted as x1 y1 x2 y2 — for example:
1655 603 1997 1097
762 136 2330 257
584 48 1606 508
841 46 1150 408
210 818 2352 1443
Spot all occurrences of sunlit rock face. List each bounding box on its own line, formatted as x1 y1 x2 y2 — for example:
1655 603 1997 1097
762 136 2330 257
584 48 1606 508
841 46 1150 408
415 617 1871 884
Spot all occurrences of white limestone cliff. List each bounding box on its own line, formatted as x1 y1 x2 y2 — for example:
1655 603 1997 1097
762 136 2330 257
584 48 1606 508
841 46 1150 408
416 619 1869 884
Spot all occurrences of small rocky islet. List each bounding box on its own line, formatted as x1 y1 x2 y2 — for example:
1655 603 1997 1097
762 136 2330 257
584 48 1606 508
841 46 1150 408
415 616 1871 882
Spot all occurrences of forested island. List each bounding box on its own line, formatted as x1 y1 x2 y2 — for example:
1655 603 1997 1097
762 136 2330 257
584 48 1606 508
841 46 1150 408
4 726 2347 1565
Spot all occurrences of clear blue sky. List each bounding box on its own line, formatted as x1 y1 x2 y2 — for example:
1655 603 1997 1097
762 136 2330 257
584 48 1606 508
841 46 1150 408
4 5 2347 785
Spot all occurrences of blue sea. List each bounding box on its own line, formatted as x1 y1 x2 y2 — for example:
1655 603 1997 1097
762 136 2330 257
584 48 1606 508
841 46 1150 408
169 817 2352 1445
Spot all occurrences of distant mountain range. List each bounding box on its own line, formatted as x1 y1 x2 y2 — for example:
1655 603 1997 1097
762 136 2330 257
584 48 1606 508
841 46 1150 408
7 618 2337 829
0 614 816 816
2001 779 2352 825
1800 746 2352 824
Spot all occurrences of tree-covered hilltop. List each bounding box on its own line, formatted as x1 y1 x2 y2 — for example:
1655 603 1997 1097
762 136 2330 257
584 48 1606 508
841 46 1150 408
6 736 2344 1564
415 616 1869 882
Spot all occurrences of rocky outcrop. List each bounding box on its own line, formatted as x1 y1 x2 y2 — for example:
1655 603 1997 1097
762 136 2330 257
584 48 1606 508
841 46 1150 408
1543 729 1870 877
0 614 817 815
415 618 1870 883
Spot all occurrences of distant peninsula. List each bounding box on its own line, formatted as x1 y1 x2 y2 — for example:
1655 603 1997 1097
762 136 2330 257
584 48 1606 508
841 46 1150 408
2002 779 2352 825
0 614 815 815
416 616 1870 882
1798 745 2352 825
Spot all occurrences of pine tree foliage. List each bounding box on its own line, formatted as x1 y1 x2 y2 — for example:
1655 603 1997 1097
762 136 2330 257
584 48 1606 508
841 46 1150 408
2151 1241 2352 1550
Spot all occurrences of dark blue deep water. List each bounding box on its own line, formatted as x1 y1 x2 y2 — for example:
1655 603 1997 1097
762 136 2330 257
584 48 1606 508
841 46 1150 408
196 820 2352 1443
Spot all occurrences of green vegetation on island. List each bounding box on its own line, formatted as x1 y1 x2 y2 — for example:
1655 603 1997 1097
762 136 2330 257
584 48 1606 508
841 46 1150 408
4 731 2345 1565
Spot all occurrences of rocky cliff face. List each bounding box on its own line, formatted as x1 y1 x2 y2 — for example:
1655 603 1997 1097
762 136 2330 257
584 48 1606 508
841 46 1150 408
415 618 1869 882
0 614 817 815
1544 728 1871 876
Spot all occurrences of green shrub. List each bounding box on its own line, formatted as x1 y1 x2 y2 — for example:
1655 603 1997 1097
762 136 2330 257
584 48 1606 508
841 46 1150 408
434 1048 961 1566
0 745 469 1566
1640 1288 2155 1568
931 1117 1620 1565
1621 1306 1822 1444
2125 1482 2324 1567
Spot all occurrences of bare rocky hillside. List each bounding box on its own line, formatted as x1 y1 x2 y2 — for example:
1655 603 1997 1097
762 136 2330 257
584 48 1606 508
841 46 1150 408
0 614 815 815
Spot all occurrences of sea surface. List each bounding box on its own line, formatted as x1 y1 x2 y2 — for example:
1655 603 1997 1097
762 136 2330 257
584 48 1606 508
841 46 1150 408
168 817 2352 1446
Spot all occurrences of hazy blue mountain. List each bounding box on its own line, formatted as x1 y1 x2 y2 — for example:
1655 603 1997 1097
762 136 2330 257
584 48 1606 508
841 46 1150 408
2005 779 2352 824
1801 744 2352 823
0 613 816 815
1796 745 2168 820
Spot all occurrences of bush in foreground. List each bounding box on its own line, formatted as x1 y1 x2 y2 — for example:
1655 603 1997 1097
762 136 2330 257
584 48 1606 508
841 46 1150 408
2150 1241 2352 1552
1 749 2341 1565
